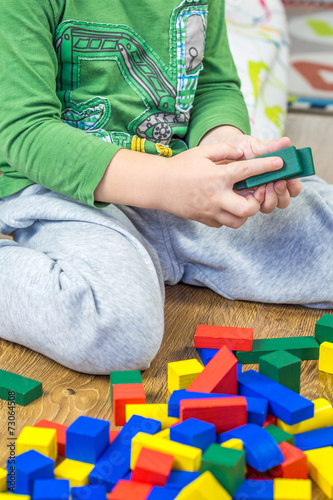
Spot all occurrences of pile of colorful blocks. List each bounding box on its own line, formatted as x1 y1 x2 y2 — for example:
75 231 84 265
1 314 333 499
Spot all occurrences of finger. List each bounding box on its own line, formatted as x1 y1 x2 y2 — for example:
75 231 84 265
274 180 291 209
222 190 261 219
260 183 278 214
250 136 291 158
228 156 283 184
214 210 248 230
286 178 302 198
198 143 244 163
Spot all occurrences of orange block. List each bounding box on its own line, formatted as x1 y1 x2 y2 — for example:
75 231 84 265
180 397 247 434
108 479 152 499
194 325 253 351
109 430 120 443
247 441 307 479
113 383 146 426
131 447 174 486
187 346 237 394
263 414 277 428
34 419 67 457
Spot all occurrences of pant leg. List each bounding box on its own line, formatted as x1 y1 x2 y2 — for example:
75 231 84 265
120 176 333 309
0 185 165 374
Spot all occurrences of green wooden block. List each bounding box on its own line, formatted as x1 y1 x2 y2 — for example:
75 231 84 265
236 336 319 364
265 424 294 446
285 147 315 180
0 369 42 406
259 350 301 393
110 370 142 405
315 314 333 345
200 443 245 495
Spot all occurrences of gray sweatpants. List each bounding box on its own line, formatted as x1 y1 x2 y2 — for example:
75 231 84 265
0 177 332 374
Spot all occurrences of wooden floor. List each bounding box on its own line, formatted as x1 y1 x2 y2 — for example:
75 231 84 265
0 111 332 498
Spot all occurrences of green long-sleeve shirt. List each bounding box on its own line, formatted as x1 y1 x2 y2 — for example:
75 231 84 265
0 0 250 207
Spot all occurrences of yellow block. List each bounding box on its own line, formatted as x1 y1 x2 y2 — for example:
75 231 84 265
125 404 179 429
277 398 333 434
175 471 231 500
274 479 312 500
154 428 170 440
319 342 333 374
0 495 30 499
168 359 204 393
305 446 333 499
16 426 57 460
131 432 201 471
54 458 94 487
0 468 6 492
220 438 244 451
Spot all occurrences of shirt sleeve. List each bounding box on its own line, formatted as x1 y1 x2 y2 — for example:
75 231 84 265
0 0 122 206
185 0 251 148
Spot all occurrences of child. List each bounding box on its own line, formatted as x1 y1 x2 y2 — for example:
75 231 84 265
0 0 332 375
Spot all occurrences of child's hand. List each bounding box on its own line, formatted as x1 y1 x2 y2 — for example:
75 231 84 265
156 143 284 228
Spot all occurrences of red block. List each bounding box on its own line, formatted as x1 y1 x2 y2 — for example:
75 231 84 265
131 447 174 486
194 325 253 351
180 397 247 434
34 419 67 456
187 346 237 394
113 383 146 426
247 441 308 479
262 414 277 428
108 480 152 499
109 430 120 444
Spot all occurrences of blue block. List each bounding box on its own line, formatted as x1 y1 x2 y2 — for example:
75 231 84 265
294 425 333 451
238 370 314 425
166 470 200 489
234 479 274 499
89 415 161 491
7 449 54 495
147 486 180 499
71 484 107 500
66 415 109 464
168 390 229 418
33 479 70 500
196 348 218 365
169 418 216 451
246 396 268 426
218 424 284 472
237 363 243 375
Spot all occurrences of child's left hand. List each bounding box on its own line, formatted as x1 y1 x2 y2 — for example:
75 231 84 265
199 126 302 214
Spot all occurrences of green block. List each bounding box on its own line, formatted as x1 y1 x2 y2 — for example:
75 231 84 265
233 146 315 190
0 369 42 406
259 350 301 393
236 336 319 364
110 370 142 405
315 314 333 344
200 443 245 495
265 424 294 445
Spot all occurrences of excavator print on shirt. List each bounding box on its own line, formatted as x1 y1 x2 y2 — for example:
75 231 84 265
55 0 208 156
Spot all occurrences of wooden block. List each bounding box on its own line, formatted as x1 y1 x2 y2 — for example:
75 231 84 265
113 383 146 426
89 415 161 492
110 370 142 405
147 485 183 499
130 432 202 472
315 314 333 344
218 424 284 473
276 398 333 435
247 442 307 480
109 430 119 443
154 428 170 440
165 470 200 490
234 479 274 499
259 351 301 393
196 348 219 366
194 325 253 351
71 485 107 500
66 416 109 464
294 425 333 451
263 414 277 428
264 425 294 446
180 397 247 434
107 479 152 499
54 458 94 487
238 370 314 425
187 346 237 395
319 341 333 374
174 470 232 499
16 426 57 461
0 369 42 406
32 478 70 500
125 403 178 429
34 420 67 457
273 478 312 500
305 446 333 498
170 418 216 451
6 449 54 495
220 439 244 451
168 359 204 393
0 469 6 492
201 444 245 495
131 448 174 486
0 494 31 499
236 337 319 364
